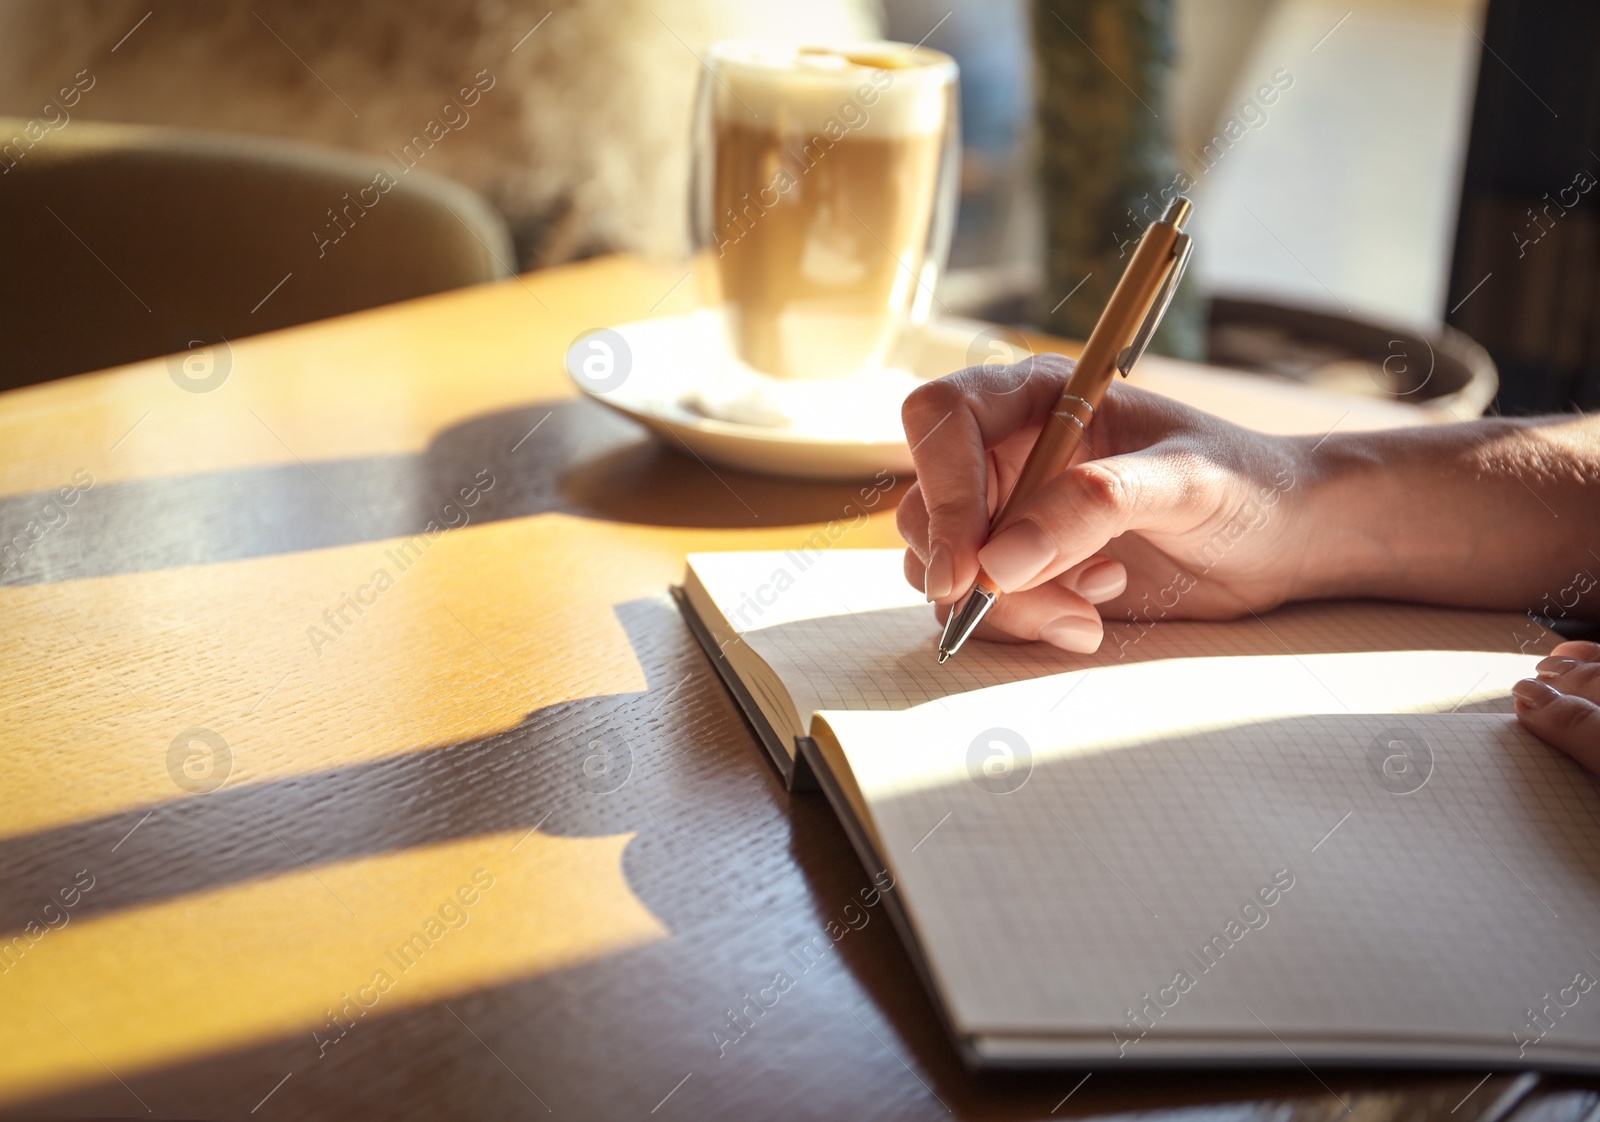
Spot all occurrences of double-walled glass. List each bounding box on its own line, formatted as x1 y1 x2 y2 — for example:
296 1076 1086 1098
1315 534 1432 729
690 42 960 380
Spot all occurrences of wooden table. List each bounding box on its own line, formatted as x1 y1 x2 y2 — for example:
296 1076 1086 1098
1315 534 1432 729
0 255 1583 1120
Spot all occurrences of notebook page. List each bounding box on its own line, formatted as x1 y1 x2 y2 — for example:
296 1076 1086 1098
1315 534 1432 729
686 549 1553 729
821 701 1600 1066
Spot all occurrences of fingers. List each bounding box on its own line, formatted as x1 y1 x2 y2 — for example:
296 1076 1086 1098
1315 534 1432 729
1516 647 1600 770
895 466 1001 568
951 579 1105 652
980 588 1105 652
901 356 1074 601
1537 652 1600 693
905 549 1120 652
906 549 1126 606
1075 556 1129 602
977 443 1209 592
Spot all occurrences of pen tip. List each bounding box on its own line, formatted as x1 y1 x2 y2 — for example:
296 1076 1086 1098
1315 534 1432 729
937 650 951 665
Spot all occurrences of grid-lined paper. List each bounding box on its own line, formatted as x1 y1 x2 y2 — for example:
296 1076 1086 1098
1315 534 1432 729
688 549 1600 1068
825 704 1600 1066
687 548 1553 730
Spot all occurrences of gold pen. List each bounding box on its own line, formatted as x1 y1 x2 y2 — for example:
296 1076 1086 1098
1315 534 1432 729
937 195 1195 664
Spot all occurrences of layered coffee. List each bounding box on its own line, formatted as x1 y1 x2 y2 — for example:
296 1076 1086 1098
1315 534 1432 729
698 43 956 380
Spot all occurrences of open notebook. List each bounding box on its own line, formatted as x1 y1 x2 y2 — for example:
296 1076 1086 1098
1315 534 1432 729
676 548 1600 1071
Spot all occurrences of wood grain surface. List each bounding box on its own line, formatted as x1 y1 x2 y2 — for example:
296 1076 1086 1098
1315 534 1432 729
0 255 1578 1120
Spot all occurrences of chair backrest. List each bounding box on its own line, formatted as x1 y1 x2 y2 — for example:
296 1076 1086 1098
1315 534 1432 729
0 118 514 389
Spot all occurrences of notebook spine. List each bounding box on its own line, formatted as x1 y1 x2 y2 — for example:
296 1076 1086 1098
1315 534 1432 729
790 738 819 791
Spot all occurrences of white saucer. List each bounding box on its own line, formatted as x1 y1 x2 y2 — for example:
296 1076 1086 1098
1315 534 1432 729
563 309 1443 482
564 310 997 481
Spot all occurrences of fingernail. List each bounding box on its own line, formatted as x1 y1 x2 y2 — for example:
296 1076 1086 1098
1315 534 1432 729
978 520 1057 593
1536 656 1579 678
1077 560 1127 604
1513 678 1560 709
1038 614 1102 653
925 545 953 602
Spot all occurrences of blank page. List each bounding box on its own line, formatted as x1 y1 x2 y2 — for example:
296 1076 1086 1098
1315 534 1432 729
687 549 1553 728
822 694 1600 1063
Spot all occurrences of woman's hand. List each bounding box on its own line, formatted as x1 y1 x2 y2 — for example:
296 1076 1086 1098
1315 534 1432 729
1516 641 1600 767
897 356 1315 651
898 356 1600 768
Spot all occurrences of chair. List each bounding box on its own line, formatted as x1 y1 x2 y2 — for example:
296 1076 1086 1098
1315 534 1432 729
0 118 514 390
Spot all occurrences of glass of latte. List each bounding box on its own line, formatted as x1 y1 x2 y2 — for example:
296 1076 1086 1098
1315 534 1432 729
690 42 960 381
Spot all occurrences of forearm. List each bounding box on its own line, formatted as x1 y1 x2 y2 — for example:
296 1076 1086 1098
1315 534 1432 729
1291 414 1600 616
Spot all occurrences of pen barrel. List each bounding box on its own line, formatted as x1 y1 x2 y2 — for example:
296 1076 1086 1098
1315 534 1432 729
990 395 1093 529
988 218 1183 534
1072 218 1183 399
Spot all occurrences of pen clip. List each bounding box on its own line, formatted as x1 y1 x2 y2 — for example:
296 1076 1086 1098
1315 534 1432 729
1116 232 1194 377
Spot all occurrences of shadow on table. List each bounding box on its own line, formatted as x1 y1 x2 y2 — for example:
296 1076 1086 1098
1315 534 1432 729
0 598 785 935
1 399 907 586
0 593 1031 1118
0 595 1575 1120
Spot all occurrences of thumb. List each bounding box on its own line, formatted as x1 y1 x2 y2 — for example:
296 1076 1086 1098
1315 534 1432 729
1514 678 1600 771
976 447 1196 593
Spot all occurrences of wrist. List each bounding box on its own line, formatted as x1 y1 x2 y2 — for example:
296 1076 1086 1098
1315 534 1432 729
1284 416 1546 606
1281 428 1407 602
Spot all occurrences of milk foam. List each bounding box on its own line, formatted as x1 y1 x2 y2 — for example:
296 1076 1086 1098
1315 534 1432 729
709 42 953 139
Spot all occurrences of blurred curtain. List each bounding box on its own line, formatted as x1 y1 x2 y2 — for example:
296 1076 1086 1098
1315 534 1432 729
1446 0 1600 413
